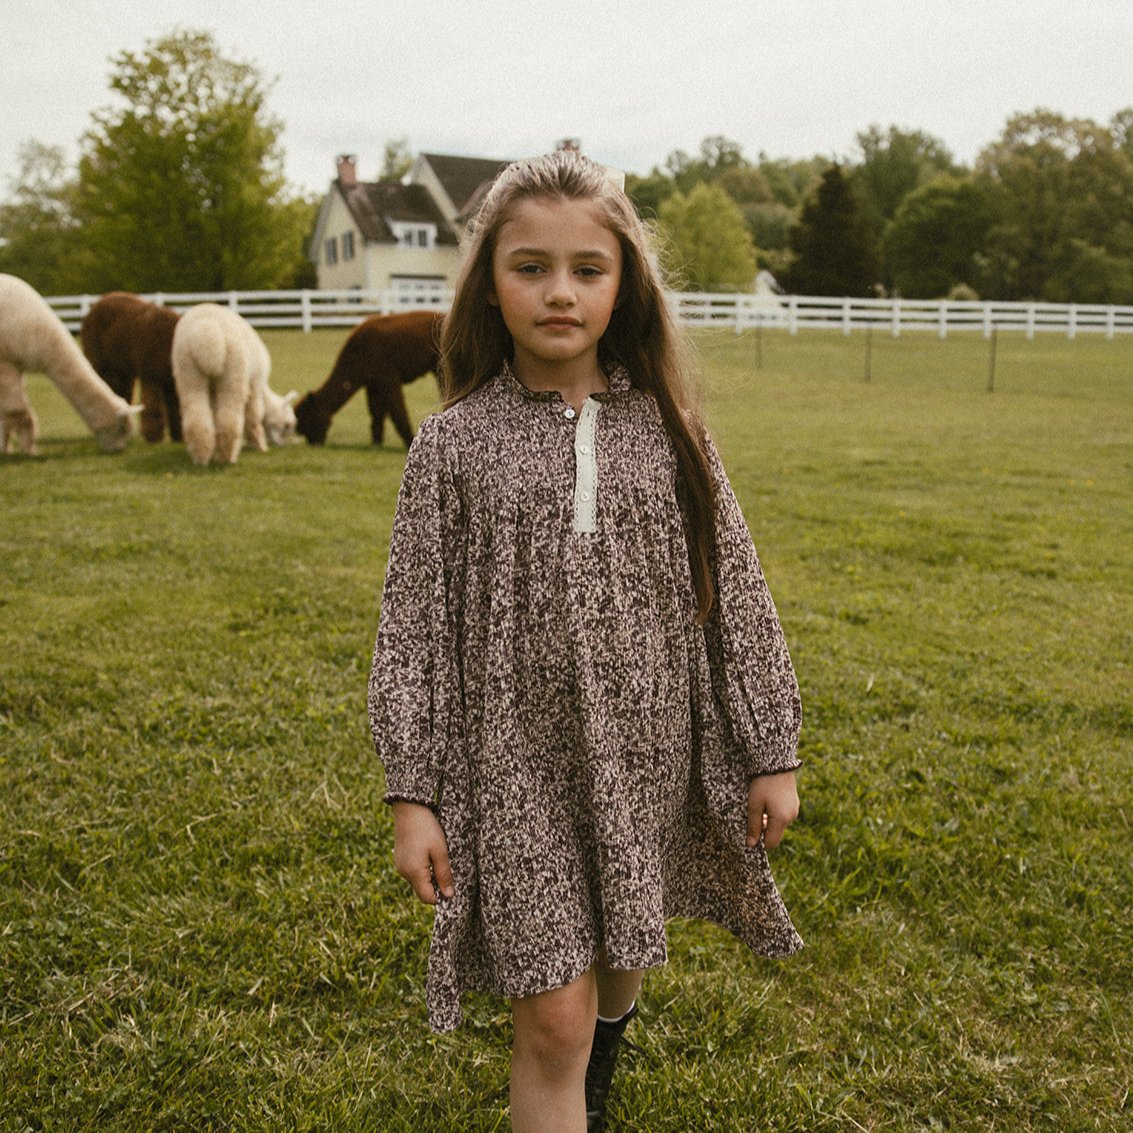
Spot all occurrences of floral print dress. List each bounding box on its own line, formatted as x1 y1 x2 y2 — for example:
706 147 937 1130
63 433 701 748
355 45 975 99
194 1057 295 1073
369 363 802 1031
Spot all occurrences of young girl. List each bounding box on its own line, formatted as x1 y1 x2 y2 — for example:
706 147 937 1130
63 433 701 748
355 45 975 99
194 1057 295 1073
369 149 802 1133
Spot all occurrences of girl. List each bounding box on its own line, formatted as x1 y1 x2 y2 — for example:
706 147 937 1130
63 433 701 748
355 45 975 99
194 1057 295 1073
369 149 802 1133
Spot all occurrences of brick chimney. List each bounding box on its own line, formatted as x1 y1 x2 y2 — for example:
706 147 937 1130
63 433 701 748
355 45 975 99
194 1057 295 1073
337 154 358 186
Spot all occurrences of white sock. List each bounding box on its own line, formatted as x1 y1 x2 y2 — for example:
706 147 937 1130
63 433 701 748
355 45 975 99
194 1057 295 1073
597 1002 636 1025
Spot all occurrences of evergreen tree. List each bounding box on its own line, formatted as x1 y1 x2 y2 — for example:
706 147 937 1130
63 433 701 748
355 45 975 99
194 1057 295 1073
786 165 879 296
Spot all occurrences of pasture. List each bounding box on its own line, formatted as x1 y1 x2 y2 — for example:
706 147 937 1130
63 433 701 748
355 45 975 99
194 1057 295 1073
1 328 1130 1131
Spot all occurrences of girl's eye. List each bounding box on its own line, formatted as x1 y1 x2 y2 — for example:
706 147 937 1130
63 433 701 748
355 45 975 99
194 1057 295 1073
576 266 603 278
516 263 543 275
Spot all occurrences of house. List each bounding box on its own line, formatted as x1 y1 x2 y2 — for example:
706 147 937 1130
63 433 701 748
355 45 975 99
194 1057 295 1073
309 152 512 293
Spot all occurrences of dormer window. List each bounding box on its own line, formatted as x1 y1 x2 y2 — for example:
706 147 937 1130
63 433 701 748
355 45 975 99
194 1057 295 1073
391 222 437 249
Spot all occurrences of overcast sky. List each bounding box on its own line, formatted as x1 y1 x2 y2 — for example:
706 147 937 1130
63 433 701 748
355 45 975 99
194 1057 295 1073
4 0 1130 197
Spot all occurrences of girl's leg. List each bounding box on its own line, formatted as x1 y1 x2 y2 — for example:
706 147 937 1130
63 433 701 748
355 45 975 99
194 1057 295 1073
510 972 597 1133
593 956 644 1020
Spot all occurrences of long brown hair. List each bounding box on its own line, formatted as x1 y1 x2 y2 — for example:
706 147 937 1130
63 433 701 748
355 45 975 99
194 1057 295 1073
439 149 716 623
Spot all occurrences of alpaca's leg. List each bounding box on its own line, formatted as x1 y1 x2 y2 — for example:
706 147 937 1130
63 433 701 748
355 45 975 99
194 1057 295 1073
213 375 247 463
138 376 167 442
176 374 217 465
365 383 386 445
163 380 183 441
387 382 415 448
0 363 38 456
243 379 267 453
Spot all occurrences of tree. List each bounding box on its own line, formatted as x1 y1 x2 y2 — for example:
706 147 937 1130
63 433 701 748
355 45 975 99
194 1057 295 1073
786 164 879 296
657 182 757 291
0 141 82 293
883 176 995 297
379 138 413 183
854 125 959 232
976 108 1133 302
70 30 311 292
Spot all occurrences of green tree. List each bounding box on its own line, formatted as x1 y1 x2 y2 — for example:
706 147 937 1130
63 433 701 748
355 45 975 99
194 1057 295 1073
379 138 413 182
657 182 757 291
786 164 879 296
854 125 959 232
883 175 995 297
70 30 311 292
975 108 1133 301
0 141 82 293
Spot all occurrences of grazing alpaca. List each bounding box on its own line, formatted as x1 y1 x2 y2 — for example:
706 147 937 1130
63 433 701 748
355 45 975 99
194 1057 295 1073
171 303 295 465
81 291 182 443
294 309 442 447
0 273 138 455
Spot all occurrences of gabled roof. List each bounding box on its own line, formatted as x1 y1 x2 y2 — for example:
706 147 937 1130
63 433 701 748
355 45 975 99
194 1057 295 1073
418 153 512 215
336 180 459 245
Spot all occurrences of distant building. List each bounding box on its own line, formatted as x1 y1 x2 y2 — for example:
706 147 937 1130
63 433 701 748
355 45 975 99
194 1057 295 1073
309 152 511 293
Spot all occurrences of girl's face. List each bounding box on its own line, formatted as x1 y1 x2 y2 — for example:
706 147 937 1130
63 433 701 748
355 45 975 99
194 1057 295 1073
489 196 622 379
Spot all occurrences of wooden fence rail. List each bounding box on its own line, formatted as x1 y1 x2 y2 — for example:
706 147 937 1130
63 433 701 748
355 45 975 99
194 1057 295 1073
44 288 1133 340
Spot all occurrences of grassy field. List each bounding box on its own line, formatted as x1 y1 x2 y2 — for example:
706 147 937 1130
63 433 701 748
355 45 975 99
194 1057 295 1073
1 328 1130 1131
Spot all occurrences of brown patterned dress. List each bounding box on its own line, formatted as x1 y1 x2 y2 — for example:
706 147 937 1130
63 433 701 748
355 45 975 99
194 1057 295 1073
369 363 802 1031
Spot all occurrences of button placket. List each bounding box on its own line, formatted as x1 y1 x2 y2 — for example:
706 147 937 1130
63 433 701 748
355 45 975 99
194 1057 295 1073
572 398 601 534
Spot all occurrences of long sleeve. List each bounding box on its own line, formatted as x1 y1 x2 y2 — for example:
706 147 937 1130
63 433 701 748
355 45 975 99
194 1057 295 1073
701 434 802 779
368 414 461 806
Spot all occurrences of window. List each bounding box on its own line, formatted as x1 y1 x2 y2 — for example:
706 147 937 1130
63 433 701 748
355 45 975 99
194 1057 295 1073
390 222 437 250
342 231 355 261
325 236 338 265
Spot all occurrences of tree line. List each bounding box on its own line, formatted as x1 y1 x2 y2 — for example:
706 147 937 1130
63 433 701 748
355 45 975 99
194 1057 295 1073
628 114 1133 303
2 30 1131 305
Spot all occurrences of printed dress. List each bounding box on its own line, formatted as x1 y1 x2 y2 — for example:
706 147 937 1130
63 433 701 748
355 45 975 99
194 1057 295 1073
368 363 802 1031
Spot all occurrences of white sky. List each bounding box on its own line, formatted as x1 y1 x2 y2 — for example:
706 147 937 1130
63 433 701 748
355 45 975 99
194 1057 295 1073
3 0 1130 196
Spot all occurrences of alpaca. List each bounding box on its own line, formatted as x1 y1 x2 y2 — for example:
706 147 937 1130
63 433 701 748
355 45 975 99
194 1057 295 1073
81 291 182 443
294 309 442 447
0 273 138 455
171 303 294 465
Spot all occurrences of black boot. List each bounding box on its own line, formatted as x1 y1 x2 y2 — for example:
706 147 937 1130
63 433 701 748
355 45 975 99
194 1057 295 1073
585 1004 639 1133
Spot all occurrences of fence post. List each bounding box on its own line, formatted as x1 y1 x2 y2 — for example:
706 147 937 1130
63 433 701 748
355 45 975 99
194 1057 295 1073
987 327 998 393
938 301 947 340
1068 305 1077 341
891 298 901 338
982 303 993 339
1106 306 1116 340
842 298 852 336
301 290 312 334
787 294 798 336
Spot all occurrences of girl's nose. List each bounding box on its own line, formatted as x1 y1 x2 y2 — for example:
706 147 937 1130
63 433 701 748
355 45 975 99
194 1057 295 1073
545 269 575 305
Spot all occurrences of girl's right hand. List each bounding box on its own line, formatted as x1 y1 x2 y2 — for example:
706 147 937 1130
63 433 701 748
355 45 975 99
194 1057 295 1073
391 801 455 904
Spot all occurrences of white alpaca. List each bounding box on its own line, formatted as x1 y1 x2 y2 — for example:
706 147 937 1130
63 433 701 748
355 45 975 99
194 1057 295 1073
171 304 295 465
0 273 138 455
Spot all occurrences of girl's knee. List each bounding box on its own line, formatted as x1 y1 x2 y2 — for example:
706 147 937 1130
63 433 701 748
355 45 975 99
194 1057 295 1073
513 978 596 1067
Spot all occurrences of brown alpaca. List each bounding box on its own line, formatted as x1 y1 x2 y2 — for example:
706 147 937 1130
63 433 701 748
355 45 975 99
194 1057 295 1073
81 292 181 443
295 309 443 447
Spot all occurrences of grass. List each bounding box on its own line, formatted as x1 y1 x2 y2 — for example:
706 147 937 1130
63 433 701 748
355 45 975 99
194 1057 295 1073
1 327 1130 1131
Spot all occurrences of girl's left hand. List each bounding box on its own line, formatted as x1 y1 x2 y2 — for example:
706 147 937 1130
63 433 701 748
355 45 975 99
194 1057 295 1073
747 770 799 849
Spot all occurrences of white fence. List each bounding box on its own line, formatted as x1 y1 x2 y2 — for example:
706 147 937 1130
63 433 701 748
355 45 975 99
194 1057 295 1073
45 287 1133 340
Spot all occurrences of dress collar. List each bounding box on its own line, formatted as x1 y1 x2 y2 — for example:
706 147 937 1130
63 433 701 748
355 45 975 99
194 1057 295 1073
497 358 631 402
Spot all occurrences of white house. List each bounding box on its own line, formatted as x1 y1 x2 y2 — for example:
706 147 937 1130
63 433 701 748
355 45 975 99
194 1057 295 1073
309 152 512 293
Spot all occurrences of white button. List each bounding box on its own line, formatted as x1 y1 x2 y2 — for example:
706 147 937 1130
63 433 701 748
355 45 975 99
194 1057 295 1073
564 407 576 419
579 444 591 454
581 491 592 501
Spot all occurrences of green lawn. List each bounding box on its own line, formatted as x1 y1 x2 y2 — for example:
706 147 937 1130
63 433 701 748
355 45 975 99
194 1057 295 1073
1 328 1130 1131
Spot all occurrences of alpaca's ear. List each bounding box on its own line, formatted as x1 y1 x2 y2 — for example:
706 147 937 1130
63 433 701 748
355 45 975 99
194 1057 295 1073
283 390 298 404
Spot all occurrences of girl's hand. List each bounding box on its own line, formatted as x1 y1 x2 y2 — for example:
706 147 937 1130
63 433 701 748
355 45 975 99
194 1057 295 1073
746 770 799 850
391 801 454 904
